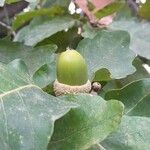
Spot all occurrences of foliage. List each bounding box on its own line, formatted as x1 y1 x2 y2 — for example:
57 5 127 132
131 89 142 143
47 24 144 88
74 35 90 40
0 0 149 149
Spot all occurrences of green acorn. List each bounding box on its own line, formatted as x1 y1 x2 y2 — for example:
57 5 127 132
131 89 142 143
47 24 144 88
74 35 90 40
54 49 91 96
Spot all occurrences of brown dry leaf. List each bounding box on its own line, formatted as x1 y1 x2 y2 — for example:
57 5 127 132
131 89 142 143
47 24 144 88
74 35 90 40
75 0 95 22
98 14 114 27
74 0 114 27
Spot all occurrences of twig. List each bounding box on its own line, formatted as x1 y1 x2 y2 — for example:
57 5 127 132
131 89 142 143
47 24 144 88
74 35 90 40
0 1 29 21
3 6 10 25
126 0 138 15
0 21 16 37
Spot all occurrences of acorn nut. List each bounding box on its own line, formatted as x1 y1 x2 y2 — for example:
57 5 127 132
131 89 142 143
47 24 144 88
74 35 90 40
53 49 91 96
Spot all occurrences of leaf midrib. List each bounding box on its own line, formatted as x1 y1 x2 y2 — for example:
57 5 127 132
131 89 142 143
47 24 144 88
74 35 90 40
0 84 37 98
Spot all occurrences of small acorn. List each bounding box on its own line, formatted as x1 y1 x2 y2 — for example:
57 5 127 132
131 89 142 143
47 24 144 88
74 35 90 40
53 49 91 96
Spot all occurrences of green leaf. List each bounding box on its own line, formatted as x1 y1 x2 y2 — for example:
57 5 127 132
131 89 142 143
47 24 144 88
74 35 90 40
105 78 150 114
120 57 150 86
33 63 56 88
114 4 133 20
0 61 31 92
139 0 150 20
127 94 150 117
0 39 57 88
14 16 76 46
81 24 100 39
77 30 136 79
109 18 150 59
12 6 65 30
102 116 150 150
93 68 111 82
102 80 124 95
19 44 56 77
94 2 124 19
101 58 150 96
48 94 124 150
37 27 82 53
0 39 57 76
7 59 31 83
5 0 20 4
0 59 77 150
44 0 70 7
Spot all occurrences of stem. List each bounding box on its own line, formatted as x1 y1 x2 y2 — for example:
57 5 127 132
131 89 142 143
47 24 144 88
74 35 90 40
3 6 11 25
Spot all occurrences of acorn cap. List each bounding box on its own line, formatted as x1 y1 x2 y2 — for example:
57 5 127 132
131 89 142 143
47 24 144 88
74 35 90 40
54 79 91 96
56 49 88 86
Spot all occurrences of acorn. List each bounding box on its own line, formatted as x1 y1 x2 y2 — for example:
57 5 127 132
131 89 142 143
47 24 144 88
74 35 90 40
53 49 91 96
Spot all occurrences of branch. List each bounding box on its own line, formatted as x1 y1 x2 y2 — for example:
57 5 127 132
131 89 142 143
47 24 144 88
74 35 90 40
126 0 138 15
0 1 29 21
